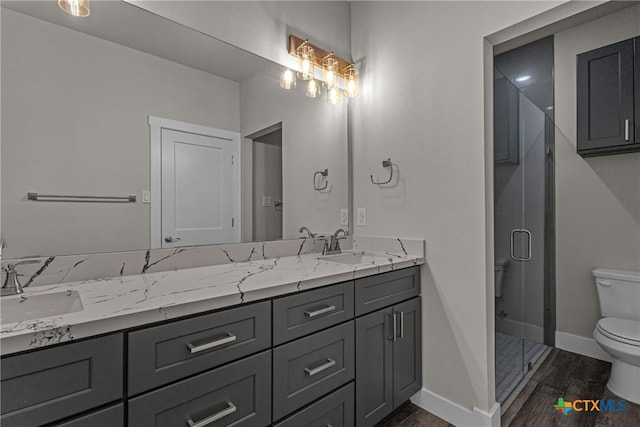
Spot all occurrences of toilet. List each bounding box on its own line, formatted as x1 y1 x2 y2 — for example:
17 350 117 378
592 268 640 404
495 257 509 298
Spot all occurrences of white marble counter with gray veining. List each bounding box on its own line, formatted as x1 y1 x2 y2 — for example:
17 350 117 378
0 237 425 356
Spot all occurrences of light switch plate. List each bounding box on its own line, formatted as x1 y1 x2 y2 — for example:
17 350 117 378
262 196 272 207
357 208 366 226
340 209 349 225
142 191 151 204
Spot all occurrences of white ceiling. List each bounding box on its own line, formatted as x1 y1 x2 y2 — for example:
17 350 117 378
1 0 272 82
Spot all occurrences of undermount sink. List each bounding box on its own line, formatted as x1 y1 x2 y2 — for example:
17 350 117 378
319 252 387 265
1 290 83 324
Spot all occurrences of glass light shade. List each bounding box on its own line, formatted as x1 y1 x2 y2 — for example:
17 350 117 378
296 45 315 81
344 68 359 98
306 79 321 98
327 86 342 105
280 67 296 90
322 57 339 89
58 0 90 17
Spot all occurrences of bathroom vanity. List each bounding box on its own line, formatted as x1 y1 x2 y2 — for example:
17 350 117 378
0 245 424 427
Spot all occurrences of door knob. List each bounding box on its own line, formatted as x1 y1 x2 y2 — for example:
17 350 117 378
164 236 181 243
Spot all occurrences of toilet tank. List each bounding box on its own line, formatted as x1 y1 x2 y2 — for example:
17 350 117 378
593 268 640 320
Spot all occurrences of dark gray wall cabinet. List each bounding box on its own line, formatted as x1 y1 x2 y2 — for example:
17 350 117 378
577 36 640 156
355 297 422 427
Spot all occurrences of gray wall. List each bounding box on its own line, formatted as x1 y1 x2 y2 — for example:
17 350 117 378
1 9 240 257
350 0 561 414
554 5 640 339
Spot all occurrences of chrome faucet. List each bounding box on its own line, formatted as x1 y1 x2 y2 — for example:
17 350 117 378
325 228 349 255
298 226 316 238
1 260 40 296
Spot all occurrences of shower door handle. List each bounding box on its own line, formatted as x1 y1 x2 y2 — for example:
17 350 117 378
510 229 532 262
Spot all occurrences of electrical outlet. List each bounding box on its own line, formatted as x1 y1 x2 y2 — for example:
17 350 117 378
340 209 349 226
357 208 367 226
262 196 272 207
142 190 151 204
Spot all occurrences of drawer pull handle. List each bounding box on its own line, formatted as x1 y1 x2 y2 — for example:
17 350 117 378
187 401 236 427
187 333 237 354
304 358 336 376
304 304 336 318
398 311 404 339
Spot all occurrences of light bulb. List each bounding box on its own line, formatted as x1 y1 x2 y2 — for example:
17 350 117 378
296 44 314 81
306 79 321 98
280 67 296 90
344 67 359 98
322 56 339 89
58 0 90 17
327 86 342 105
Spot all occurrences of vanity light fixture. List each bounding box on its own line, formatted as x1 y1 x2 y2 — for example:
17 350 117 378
58 0 90 17
280 66 296 89
306 79 321 98
284 35 359 105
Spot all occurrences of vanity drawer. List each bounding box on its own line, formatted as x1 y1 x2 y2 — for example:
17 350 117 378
273 281 354 345
54 404 124 427
273 321 355 420
355 267 420 316
274 382 354 427
128 300 270 395
0 334 123 427
128 350 271 427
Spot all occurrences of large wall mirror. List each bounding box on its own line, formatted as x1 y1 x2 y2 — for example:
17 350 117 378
1 1 349 259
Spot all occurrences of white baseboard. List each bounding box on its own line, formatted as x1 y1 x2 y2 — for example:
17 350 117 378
411 388 500 427
496 317 544 343
555 331 612 362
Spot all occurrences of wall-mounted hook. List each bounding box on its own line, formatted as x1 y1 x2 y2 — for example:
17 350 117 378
370 158 393 185
314 169 329 191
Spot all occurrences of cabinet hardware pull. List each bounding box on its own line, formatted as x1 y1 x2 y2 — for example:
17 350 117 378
187 401 236 427
187 333 236 354
625 119 630 141
304 304 336 318
398 311 404 339
304 358 336 376
392 312 398 342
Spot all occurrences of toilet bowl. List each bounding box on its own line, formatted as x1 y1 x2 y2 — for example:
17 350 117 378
592 268 640 404
495 257 509 298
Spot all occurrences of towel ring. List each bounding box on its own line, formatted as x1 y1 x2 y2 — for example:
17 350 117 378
314 169 329 191
370 159 393 185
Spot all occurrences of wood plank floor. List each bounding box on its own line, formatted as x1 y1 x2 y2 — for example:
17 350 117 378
380 348 640 426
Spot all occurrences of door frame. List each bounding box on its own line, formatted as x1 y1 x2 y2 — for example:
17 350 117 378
149 116 241 249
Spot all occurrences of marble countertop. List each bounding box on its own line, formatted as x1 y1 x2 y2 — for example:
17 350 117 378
0 250 424 355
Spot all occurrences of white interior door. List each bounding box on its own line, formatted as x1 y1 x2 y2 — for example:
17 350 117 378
161 128 237 247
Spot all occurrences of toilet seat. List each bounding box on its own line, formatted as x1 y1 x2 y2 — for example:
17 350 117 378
596 318 640 347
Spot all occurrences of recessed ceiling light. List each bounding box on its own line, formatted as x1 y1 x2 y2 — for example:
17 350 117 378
515 75 531 82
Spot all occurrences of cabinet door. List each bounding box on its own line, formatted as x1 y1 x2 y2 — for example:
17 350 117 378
355 307 393 427
577 39 635 155
393 298 422 407
635 37 640 144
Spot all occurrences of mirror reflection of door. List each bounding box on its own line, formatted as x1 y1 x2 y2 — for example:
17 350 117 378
250 124 283 241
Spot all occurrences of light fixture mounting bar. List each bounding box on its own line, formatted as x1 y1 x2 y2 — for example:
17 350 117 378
288 35 353 72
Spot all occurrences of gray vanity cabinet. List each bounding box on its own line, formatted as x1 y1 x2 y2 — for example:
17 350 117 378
355 297 422 427
273 383 355 427
355 266 420 316
635 37 640 144
577 37 638 156
0 334 123 427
